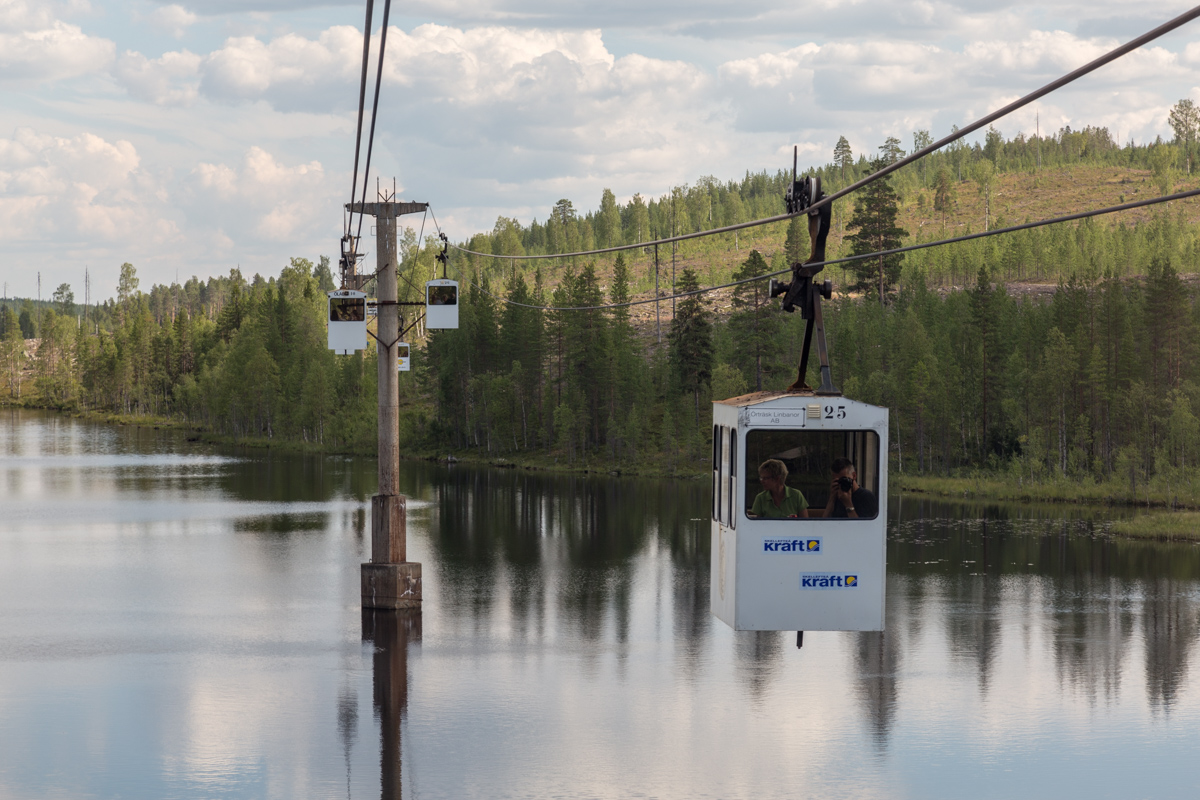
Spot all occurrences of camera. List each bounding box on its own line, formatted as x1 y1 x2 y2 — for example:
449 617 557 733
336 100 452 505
837 476 853 492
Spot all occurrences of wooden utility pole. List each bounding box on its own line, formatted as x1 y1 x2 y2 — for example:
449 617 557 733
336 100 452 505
348 196 427 610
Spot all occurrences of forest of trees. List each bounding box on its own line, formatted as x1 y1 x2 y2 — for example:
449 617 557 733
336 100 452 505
5 122 1200 501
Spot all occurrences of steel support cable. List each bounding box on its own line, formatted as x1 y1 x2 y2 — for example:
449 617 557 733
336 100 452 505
346 0 375 237
431 187 1200 311
443 5 1200 263
355 0 393 246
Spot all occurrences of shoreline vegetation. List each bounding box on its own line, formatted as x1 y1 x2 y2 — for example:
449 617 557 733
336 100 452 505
7 126 1200 546
1109 512 1200 541
12 399 1200 508
8 404 1200 541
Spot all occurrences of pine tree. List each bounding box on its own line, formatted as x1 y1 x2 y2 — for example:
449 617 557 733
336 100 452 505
833 136 853 182
1169 99 1199 175
933 167 955 234
878 136 905 164
846 157 908 304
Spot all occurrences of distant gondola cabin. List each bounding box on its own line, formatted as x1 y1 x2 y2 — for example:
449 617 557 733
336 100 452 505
711 391 888 632
327 290 367 354
425 279 459 329
397 343 410 372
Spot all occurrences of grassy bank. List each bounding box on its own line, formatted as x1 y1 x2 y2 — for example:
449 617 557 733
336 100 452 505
893 473 1200 510
1110 512 1200 542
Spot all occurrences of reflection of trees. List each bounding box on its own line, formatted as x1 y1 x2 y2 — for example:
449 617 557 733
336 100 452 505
733 630 784 703
1142 578 1200 709
423 465 709 646
1050 575 1134 706
942 574 1002 694
218 449 375 503
852 630 900 747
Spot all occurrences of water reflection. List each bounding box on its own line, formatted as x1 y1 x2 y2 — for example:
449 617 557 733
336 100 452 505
5 409 1200 799
364 610 420 800
852 630 900 747
1143 578 1200 709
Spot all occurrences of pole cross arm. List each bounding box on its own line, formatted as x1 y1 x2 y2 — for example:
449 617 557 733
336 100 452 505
346 201 429 217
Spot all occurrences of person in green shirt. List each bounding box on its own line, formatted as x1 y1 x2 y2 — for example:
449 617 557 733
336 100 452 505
749 458 809 519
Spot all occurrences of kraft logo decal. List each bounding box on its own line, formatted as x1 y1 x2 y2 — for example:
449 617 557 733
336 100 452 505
763 538 821 553
800 573 859 589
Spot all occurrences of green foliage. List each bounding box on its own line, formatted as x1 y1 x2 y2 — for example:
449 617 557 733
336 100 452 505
52 283 75 317
728 250 780 392
16 123 1200 487
846 157 908 302
668 268 713 425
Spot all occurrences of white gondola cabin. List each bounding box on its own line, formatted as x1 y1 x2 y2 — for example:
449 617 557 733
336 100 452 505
327 289 367 354
397 342 410 371
425 279 459 329
710 391 888 632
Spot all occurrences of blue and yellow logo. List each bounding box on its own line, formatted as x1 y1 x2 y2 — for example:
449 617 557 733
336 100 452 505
763 537 822 553
800 573 860 589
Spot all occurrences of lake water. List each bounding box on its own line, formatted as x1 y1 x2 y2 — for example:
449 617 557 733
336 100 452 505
2 409 1199 799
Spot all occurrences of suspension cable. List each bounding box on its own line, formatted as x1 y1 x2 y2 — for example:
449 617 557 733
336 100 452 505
443 4 1200 263
346 0 375 238
431 187 1200 311
354 0 393 246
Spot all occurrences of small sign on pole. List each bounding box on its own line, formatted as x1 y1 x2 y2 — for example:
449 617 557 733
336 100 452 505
397 343 410 371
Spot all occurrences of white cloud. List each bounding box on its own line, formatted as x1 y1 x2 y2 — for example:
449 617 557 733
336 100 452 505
149 4 197 38
0 128 169 244
6 5 1200 296
186 146 335 243
0 0 114 83
115 49 202 105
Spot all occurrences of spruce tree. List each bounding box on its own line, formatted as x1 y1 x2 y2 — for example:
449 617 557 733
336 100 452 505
668 268 713 425
729 250 779 391
846 157 908 304
784 217 808 266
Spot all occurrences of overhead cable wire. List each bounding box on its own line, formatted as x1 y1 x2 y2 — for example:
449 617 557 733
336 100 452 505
433 187 1200 311
346 0 375 237
444 4 1200 263
355 0 393 246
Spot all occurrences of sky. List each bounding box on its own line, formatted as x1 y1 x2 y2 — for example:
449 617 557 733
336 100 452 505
2 0 1200 301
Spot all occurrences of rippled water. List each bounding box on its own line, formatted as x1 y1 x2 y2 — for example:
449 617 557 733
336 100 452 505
2 409 1199 799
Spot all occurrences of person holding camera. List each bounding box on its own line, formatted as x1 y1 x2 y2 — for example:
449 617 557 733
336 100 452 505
820 457 877 519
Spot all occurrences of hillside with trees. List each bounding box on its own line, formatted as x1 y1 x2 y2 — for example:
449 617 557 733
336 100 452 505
6 115 1200 505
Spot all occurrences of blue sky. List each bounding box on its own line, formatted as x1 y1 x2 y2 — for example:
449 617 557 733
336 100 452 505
2 0 1199 300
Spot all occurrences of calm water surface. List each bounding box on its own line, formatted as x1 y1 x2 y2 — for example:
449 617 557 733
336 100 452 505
2 409 1199 799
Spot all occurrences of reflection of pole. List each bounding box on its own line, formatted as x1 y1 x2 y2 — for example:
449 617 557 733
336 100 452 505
348 198 426 610
364 609 421 800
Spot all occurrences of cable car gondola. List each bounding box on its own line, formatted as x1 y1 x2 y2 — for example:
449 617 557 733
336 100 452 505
327 289 368 354
425 279 459 329
711 166 887 635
